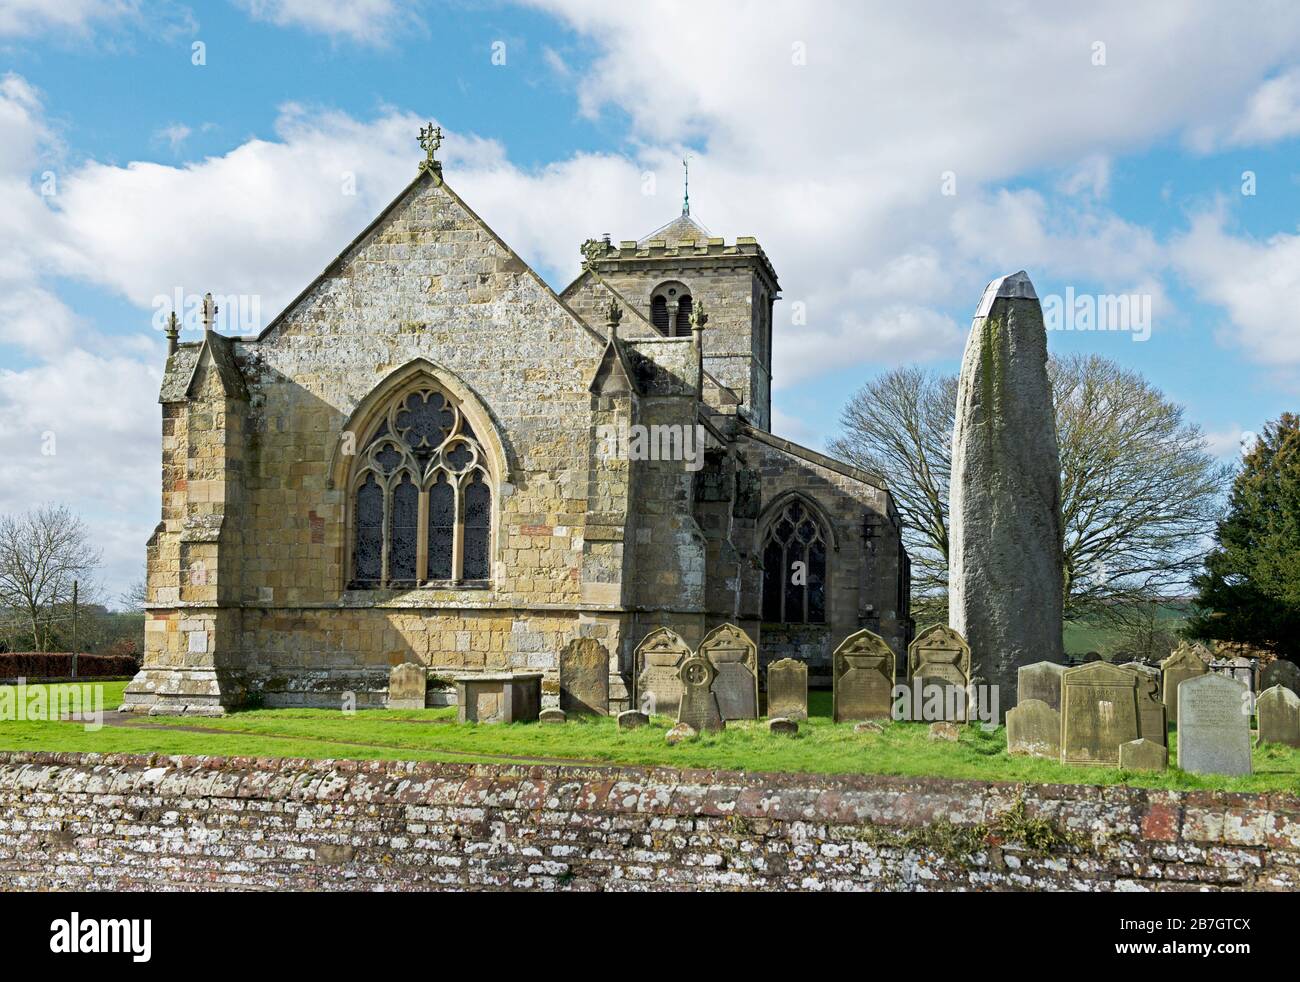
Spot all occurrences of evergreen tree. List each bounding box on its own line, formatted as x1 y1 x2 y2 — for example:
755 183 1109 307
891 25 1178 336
1189 413 1300 659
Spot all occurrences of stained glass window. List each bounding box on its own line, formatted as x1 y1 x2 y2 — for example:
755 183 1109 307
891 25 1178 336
760 500 828 623
349 383 494 588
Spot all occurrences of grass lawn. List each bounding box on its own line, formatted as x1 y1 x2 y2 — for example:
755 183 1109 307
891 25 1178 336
1 682 1296 794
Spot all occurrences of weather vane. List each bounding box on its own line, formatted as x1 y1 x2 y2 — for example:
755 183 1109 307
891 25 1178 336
418 122 443 176
682 154 691 217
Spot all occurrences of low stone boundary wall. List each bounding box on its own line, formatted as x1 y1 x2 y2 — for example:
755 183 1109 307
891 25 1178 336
0 751 1296 891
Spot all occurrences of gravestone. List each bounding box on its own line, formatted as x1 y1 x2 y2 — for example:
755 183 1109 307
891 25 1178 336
617 710 650 731
766 658 808 721
386 663 426 710
699 623 758 720
948 271 1065 713
1017 661 1065 711
539 708 566 724
1160 645 1209 727
677 656 723 733
1119 738 1167 772
1177 673 1252 776
1256 685 1300 748
1060 662 1140 767
1261 659 1300 699
559 637 609 716
1005 698 1060 758
832 629 896 722
1127 666 1168 748
908 624 971 721
768 717 799 736
634 627 691 718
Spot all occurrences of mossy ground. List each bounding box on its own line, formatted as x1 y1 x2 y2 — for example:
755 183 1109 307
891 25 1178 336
1 682 1296 793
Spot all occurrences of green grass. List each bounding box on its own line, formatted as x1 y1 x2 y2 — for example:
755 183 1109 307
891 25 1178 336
1 683 1296 793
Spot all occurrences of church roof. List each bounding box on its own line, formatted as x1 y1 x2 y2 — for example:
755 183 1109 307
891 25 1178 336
637 213 712 248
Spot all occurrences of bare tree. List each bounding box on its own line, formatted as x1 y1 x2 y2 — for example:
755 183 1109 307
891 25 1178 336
0 504 102 652
830 368 955 625
119 577 147 612
831 355 1228 627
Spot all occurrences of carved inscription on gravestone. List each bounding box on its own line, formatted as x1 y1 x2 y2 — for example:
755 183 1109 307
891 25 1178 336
767 658 808 721
559 637 609 716
677 656 723 733
699 623 758 720
908 624 971 721
634 627 690 717
833 629 895 723
1060 662 1140 767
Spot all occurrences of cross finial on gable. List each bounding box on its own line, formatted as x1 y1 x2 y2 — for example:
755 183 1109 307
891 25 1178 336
418 122 443 175
682 155 691 216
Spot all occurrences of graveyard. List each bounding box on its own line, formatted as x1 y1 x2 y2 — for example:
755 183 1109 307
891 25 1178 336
5 671 1296 794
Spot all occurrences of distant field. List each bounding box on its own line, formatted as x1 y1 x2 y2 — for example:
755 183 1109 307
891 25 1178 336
1064 601 1193 658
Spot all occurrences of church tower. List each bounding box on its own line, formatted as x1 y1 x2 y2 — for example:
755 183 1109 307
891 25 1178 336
578 200 780 431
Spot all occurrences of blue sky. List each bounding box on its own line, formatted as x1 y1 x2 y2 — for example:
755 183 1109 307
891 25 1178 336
3 1 1300 602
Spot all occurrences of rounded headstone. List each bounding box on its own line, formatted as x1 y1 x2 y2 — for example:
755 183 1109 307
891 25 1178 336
768 717 799 736
617 710 650 731
538 708 567 724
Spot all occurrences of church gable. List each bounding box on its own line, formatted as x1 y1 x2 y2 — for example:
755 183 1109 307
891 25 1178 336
255 170 601 358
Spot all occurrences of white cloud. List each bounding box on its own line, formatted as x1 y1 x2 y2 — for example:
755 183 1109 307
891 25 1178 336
153 122 191 153
234 0 421 45
0 0 139 37
1171 208 1300 365
1228 67 1300 145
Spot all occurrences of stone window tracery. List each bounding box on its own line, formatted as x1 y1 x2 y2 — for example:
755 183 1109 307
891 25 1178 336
349 385 494 588
650 282 693 338
761 499 828 623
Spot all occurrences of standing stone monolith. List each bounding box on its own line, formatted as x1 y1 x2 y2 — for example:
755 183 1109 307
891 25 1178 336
949 271 1064 716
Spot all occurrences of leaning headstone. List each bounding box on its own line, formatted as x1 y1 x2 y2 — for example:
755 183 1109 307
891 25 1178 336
1261 659 1300 699
768 717 799 736
634 627 690 718
1177 673 1252 776
387 663 426 710
908 624 971 721
617 710 650 731
1161 645 1209 727
699 623 759 720
1119 738 1167 772
559 637 609 716
1128 667 1168 748
948 271 1065 714
1060 662 1140 767
677 656 723 733
539 708 567 724
1018 661 1065 712
766 658 808 721
832 629 896 722
1256 685 1300 748
1005 698 1060 758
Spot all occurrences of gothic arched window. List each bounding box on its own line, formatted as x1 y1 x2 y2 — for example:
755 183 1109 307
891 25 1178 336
348 384 494 589
760 499 828 624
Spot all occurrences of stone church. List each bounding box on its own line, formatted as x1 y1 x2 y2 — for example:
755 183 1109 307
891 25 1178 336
122 135 912 715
